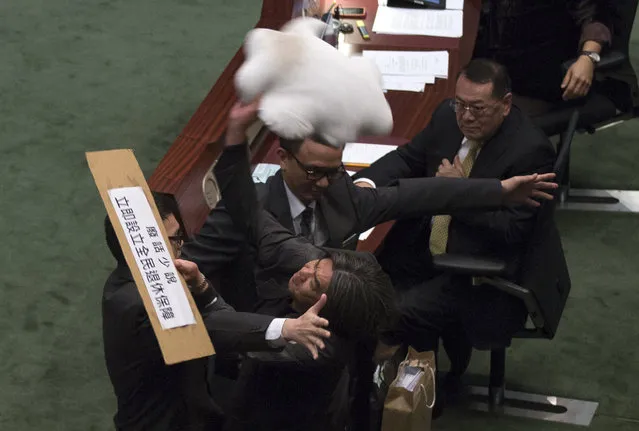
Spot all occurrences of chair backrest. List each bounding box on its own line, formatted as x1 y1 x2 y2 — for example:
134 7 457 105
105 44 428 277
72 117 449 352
607 0 638 55
599 0 639 112
515 116 576 339
517 200 571 339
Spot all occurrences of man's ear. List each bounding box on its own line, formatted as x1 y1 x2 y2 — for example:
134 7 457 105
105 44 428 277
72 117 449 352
502 92 513 117
276 147 289 171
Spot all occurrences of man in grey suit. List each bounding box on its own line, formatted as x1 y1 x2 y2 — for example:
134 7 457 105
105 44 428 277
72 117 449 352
210 100 557 431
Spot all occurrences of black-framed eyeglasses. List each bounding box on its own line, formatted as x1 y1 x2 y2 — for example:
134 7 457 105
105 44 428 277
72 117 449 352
287 151 347 182
168 232 187 257
450 99 500 118
168 231 188 247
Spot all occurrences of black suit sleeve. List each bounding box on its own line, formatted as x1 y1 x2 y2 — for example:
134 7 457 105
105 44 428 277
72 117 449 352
451 143 556 246
246 334 349 367
195 282 279 353
354 104 446 186
181 201 247 280
349 176 505 231
204 311 275 353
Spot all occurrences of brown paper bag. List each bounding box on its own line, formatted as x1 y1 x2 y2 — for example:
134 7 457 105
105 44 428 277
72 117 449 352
381 347 436 431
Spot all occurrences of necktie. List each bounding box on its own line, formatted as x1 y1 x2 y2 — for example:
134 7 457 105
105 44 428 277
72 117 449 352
299 206 314 241
429 140 482 255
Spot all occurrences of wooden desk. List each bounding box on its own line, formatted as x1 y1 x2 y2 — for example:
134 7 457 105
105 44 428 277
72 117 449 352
149 0 481 251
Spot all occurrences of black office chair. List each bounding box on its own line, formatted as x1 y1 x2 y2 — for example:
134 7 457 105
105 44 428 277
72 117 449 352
527 0 639 207
430 112 599 426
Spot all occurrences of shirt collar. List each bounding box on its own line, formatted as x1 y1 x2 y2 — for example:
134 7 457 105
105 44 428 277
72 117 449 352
283 180 315 219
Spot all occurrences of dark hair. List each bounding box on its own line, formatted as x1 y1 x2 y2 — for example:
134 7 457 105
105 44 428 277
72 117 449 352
105 192 183 264
320 250 397 340
458 58 512 99
278 134 335 155
278 137 305 155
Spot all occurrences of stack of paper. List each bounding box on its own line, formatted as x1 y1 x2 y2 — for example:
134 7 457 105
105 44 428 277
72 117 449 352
252 163 280 183
342 143 398 167
363 50 449 92
373 5 463 38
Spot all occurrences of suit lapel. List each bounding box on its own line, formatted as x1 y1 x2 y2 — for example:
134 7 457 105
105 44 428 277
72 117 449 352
470 114 515 178
429 125 464 177
318 177 356 248
263 172 295 232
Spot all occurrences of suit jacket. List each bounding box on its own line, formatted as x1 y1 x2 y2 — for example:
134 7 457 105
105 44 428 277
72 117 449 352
102 264 277 431
354 100 556 282
185 145 512 311
211 143 529 430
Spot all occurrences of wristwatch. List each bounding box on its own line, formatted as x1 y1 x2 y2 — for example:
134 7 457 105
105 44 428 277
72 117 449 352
580 51 601 65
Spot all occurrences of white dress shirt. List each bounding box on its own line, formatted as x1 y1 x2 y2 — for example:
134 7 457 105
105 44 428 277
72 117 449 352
265 318 288 346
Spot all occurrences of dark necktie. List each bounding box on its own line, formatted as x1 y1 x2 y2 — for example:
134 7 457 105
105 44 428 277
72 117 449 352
299 206 314 241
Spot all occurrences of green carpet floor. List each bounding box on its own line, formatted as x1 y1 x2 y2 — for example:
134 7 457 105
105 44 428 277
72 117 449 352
1 1 638 430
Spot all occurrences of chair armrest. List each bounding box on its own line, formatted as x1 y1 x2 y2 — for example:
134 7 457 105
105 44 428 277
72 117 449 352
431 254 507 277
433 254 547 332
562 50 627 73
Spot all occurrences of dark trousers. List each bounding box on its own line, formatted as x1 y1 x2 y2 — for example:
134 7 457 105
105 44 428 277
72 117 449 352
349 339 376 431
383 273 528 372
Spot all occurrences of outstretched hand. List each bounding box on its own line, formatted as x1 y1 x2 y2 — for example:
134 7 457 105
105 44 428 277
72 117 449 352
281 294 331 359
501 173 558 207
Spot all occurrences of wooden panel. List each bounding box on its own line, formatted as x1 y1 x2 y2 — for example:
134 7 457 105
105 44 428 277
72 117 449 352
149 0 482 250
87 149 214 365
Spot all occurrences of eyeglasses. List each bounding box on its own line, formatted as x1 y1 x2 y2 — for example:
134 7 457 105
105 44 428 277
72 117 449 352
288 151 347 182
168 235 185 245
450 99 498 118
168 231 187 248
168 234 186 258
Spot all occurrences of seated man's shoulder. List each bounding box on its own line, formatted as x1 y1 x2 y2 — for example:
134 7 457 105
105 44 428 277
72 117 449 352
509 109 554 150
432 98 457 123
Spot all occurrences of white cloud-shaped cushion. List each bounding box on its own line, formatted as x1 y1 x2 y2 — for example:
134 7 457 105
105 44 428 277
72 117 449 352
235 17 393 148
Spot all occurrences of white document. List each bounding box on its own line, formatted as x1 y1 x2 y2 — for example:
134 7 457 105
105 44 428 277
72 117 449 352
252 163 280 183
109 187 196 330
372 6 463 38
382 75 435 92
363 50 449 78
343 143 398 166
